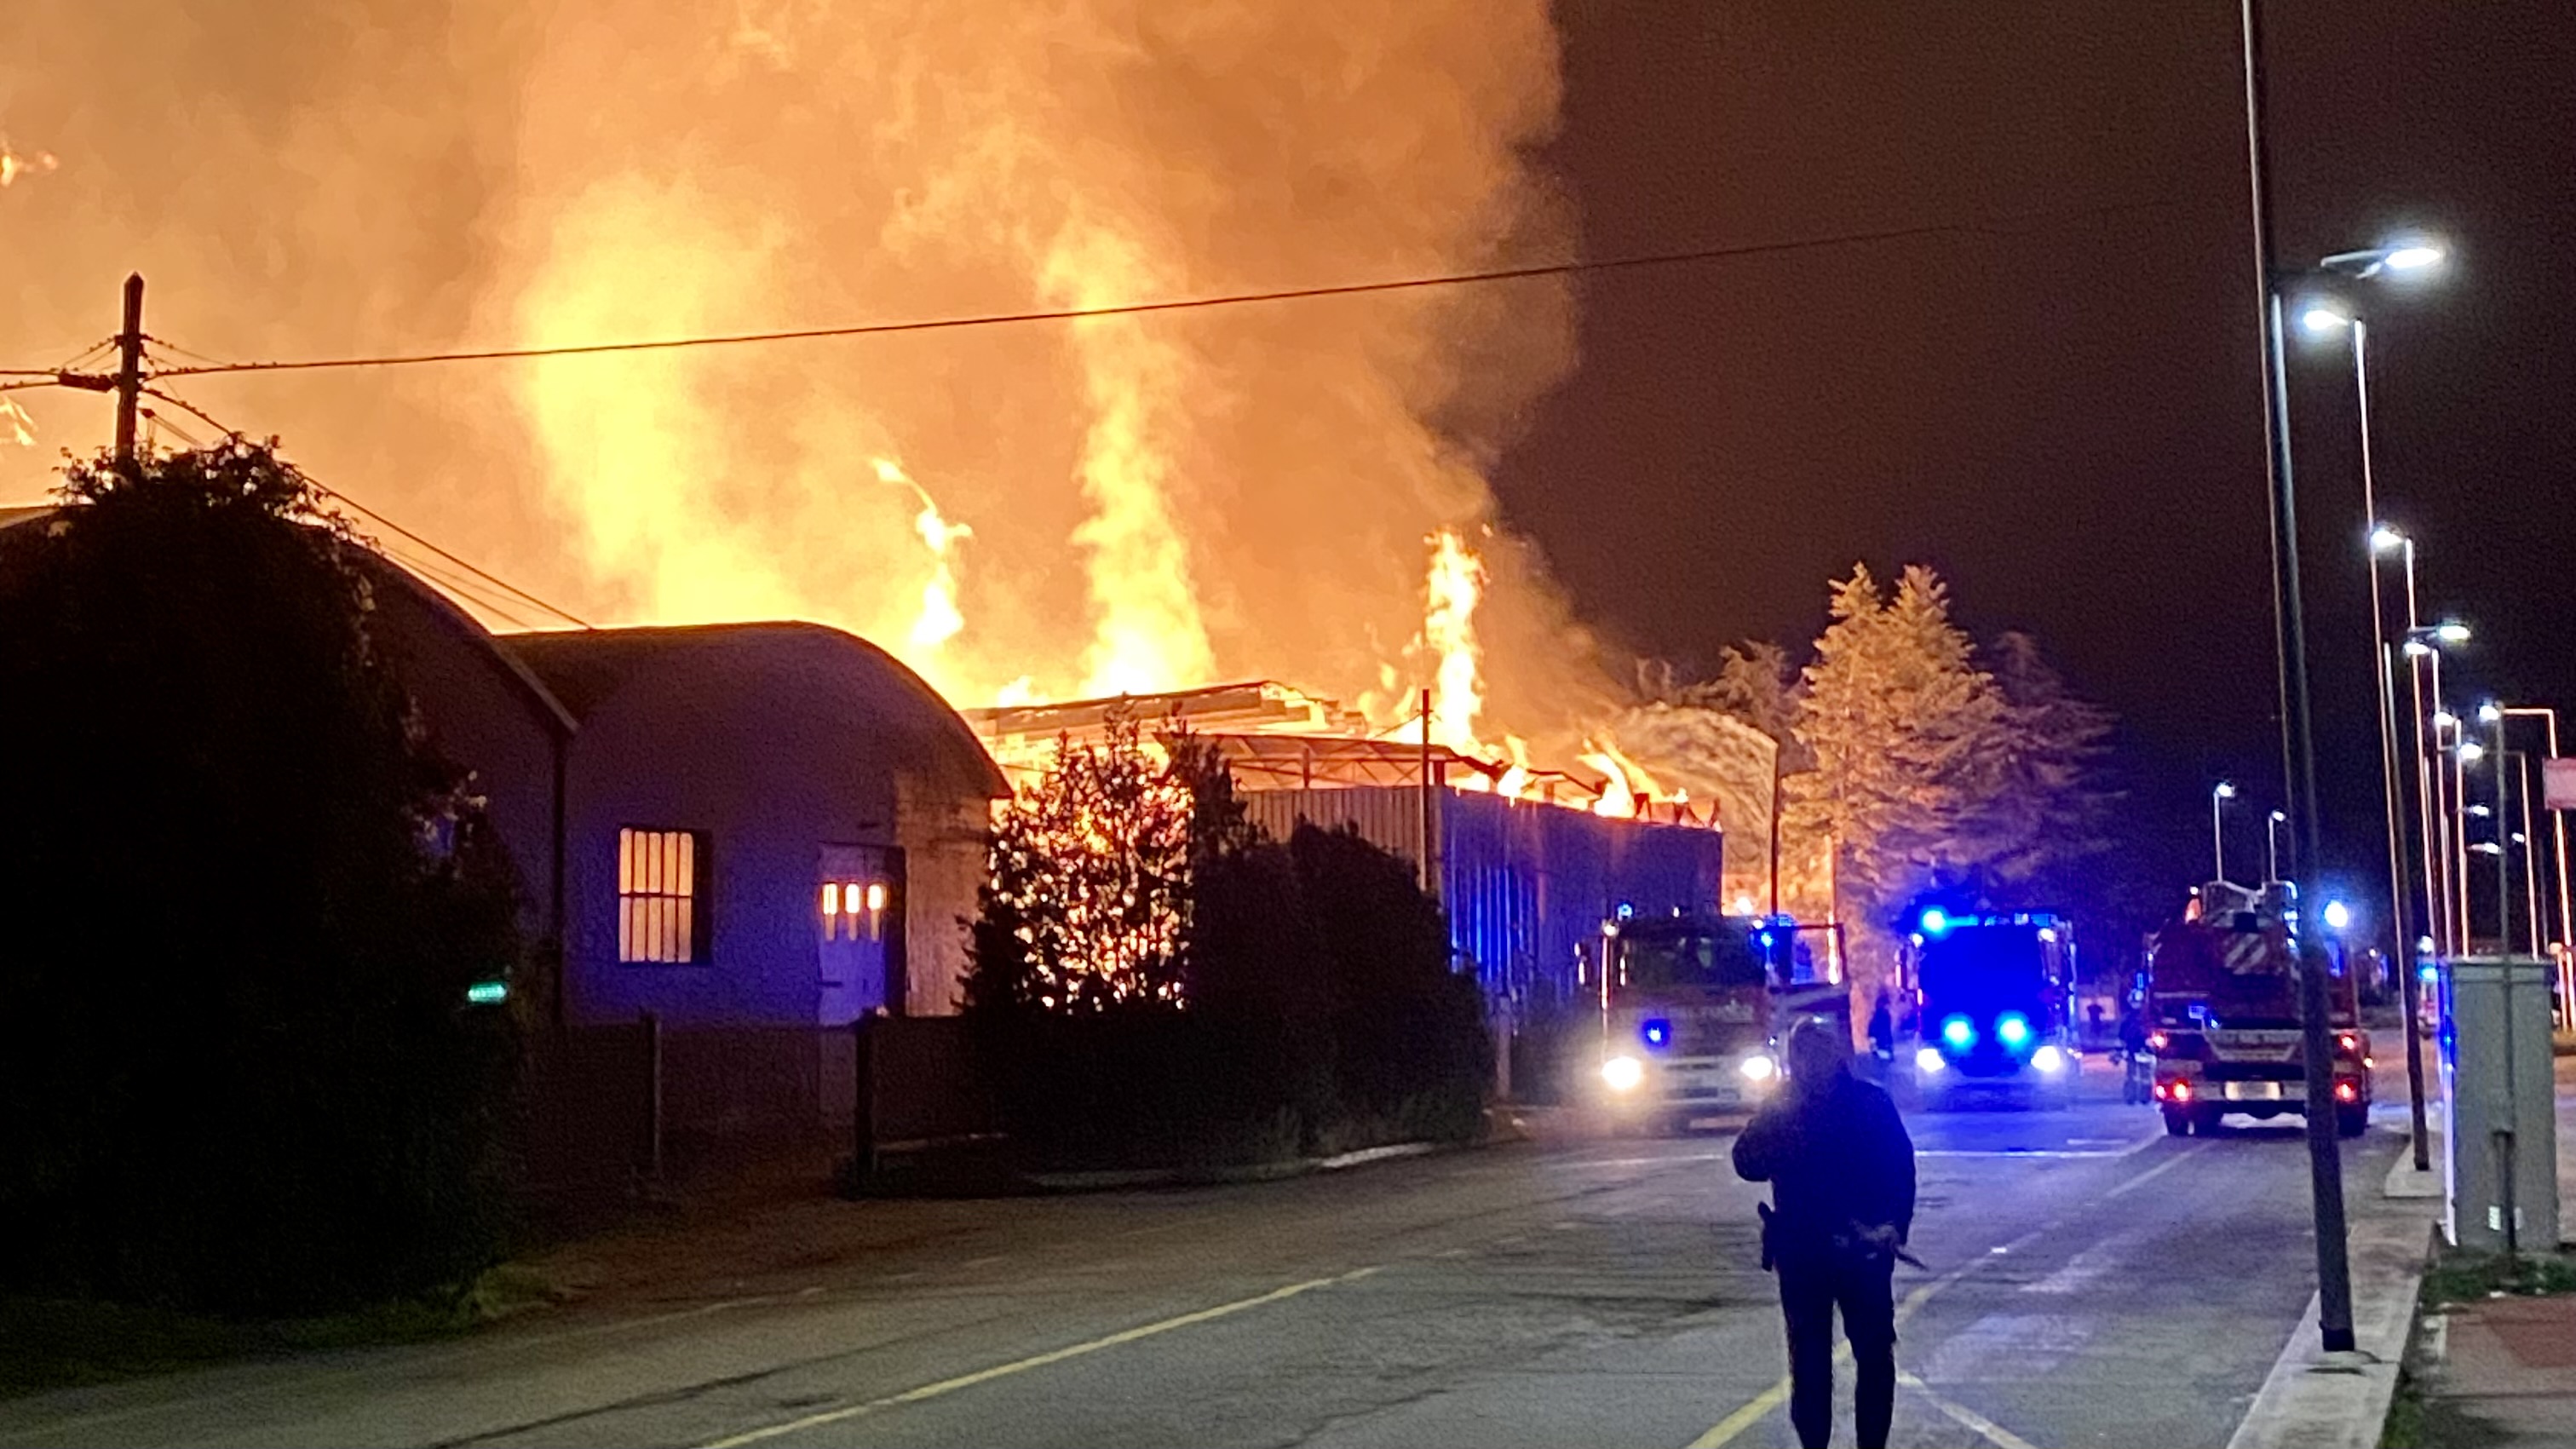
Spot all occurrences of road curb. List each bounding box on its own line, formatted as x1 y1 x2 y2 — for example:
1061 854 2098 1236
2224 1204 2437 1449
1024 1141 1445 1193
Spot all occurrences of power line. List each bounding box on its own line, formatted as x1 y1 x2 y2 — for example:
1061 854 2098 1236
146 198 2187 381
139 385 594 629
141 334 235 368
314 480 594 629
380 546 543 631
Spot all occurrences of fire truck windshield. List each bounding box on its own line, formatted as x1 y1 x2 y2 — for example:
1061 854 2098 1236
1918 928 2048 1016
1618 925 1766 992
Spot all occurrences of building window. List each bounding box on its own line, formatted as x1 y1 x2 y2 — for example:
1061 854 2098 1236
619 828 708 963
819 877 890 942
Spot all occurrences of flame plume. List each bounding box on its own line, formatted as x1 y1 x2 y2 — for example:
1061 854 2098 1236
3 1 1584 743
872 457 971 654
1424 528 1488 754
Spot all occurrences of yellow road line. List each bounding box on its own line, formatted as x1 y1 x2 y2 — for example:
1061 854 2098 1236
695 1267 1379 1449
1686 1141 2199 1448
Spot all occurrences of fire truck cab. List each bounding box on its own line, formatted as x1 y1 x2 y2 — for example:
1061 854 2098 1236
1584 911 1784 1129
2146 882 2371 1138
1901 908 2081 1109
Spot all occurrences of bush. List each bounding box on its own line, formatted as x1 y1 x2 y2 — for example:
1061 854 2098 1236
963 718 1490 1169
0 442 521 1315
1287 825 1492 1146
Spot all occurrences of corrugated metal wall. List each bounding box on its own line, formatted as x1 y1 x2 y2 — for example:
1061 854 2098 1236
1240 786 1723 1009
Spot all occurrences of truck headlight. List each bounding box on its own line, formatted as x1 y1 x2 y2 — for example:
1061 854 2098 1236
1915 1046 1946 1075
1601 1055 1645 1092
2031 1044 2067 1074
1739 1054 1777 1082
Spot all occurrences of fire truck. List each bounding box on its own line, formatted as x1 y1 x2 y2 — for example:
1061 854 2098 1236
2145 882 2371 1138
1901 908 2081 1109
1582 911 1787 1128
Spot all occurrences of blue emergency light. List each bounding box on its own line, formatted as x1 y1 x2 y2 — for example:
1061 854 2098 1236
1995 1012 2033 1049
1940 1015 1975 1049
1642 1019 1672 1049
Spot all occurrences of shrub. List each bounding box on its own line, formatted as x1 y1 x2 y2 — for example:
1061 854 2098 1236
963 716 1489 1169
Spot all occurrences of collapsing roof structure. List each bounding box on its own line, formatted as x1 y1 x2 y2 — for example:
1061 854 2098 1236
969 680 1724 1003
966 679 1718 830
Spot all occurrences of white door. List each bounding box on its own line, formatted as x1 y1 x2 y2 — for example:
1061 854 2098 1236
817 844 902 1025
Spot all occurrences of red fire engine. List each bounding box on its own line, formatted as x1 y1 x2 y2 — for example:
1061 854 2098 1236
2145 882 2371 1138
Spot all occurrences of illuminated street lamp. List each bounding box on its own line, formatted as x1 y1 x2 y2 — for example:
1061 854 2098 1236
2318 239 2447 279
2299 263 2447 1188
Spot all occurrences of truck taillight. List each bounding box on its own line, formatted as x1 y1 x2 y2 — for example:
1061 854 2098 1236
2333 1080 2359 1103
2148 1031 2169 1052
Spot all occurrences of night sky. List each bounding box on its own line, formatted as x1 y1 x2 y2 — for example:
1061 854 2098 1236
1498 0 2576 929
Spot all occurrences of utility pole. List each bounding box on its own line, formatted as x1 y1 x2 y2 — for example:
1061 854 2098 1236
112 273 146 475
1766 734 1784 919
2240 0 2357 1354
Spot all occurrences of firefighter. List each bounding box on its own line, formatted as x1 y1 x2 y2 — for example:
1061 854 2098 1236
1732 1016 1918 1449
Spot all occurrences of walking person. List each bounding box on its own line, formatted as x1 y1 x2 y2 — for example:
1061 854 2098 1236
1733 1017 1918 1449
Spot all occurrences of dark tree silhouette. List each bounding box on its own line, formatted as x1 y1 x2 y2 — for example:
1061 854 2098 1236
0 440 522 1314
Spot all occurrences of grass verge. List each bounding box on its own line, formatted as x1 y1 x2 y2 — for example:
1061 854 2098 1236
2418 1245 2576 1307
0 1264 561 1399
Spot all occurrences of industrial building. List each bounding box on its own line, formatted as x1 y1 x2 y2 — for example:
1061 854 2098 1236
969 682 1727 1009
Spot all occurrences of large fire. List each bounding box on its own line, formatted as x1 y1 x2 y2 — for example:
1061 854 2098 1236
2 3 1728 827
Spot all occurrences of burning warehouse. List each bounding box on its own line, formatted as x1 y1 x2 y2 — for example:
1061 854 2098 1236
969 681 1726 1008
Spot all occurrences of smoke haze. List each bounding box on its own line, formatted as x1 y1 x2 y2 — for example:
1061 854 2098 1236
4 0 1607 745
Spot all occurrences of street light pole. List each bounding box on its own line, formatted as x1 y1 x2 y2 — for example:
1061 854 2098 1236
2399 557 2448 959
2214 782 2238 885
2455 731 2480 950
2240 0 2355 1355
2518 753 2541 956
2504 707 2572 962
2267 809 2286 883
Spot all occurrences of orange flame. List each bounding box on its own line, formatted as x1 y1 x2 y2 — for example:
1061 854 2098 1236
873 457 972 654
0 137 56 189
1581 739 1665 819
1424 528 1487 755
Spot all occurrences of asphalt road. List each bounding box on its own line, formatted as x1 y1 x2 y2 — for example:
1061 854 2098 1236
0 1068 2402 1449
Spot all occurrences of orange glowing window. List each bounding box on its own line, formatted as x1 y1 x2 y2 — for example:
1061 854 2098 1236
618 828 709 964
822 880 890 942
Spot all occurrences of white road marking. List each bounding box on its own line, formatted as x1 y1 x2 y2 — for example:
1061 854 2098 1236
1900 1371 2044 1449
693 1267 1380 1449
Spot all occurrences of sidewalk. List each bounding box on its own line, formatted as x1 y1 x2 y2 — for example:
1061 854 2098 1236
2396 1055 2576 1447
